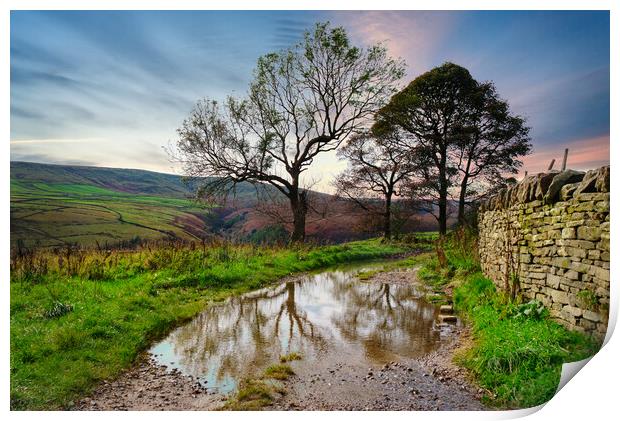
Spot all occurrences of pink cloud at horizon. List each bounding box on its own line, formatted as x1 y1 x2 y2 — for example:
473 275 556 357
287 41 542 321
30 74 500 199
519 135 609 177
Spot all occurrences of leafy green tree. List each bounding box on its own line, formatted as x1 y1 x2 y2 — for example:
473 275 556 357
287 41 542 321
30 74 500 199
374 62 531 233
173 22 405 242
373 63 476 235
453 82 531 224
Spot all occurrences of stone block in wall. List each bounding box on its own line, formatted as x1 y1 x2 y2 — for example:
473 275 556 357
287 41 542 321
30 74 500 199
598 233 610 251
579 319 597 331
582 310 602 323
549 289 570 305
536 293 552 307
595 166 610 192
587 265 610 282
570 211 585 220
596 201 610 213
557 239 595 249
560 183 579 201
547 273 561 288
570 261 592 274
552 257 572 269
544 170 585 204
561 227 576 239
574 202 596 212
574 166 610 195
595 286 609 298
575 192 605 202
566 219 584 228
560 308 576 325
566 247 587 259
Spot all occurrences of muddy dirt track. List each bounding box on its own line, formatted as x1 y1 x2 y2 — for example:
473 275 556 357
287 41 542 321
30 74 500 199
76 266 487 411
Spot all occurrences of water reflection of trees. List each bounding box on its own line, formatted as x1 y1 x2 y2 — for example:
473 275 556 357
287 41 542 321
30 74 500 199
161 278 327 386
157 270 441 389
328 273 440 360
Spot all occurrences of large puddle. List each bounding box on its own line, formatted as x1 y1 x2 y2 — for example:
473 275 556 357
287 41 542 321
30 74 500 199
149 262 454 394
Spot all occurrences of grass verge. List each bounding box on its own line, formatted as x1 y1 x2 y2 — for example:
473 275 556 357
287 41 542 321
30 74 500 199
10 239 405 410
415 231 600 409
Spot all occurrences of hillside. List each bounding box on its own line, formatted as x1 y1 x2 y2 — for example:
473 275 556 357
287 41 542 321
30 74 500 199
10 161 439 248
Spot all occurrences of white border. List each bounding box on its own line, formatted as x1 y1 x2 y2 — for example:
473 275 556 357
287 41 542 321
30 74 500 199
3 1 616 421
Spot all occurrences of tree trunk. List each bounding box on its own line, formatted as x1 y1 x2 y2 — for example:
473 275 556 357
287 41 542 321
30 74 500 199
457 174 469 226
438 199 447 236
438 163 448 236
289 191 308 243
458 156 472 226
383 194 392 240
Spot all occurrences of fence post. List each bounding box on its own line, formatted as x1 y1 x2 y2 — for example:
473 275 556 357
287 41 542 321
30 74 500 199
561 148 569 171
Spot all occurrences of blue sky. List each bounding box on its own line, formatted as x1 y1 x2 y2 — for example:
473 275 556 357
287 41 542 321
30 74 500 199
10 10 610 191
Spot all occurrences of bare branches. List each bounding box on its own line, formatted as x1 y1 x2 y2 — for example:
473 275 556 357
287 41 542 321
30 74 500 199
171 22 404 242
334 130 419 239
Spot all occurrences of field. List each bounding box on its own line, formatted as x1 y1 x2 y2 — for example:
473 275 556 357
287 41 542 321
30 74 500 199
11 179 212 248
11 161 443 247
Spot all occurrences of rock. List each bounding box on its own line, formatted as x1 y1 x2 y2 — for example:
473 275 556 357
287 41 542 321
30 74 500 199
544 170 585 204
439 305 453 314
574 166 610 195
583 310 602 322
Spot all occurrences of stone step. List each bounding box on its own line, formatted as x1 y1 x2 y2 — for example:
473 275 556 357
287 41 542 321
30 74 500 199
438 314 457 323
439 305 454 314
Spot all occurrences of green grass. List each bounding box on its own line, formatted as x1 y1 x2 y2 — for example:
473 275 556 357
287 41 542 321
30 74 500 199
223 360 298 410
10 239 406 410
416 231 600 409
279 352 303 363
264 363 295 380
221 378 286 410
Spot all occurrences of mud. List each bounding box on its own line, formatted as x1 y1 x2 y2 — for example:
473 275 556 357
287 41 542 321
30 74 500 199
266 326 486 411
74 355 222 411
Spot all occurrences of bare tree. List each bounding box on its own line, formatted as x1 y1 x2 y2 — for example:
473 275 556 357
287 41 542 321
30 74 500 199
172 22 405 242
334 130 417 239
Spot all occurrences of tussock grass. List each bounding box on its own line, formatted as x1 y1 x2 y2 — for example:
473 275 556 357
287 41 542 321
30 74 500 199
279 352 302 363
10 239 406 410
222 361 294 410
221 379 283 410
264 364 295 380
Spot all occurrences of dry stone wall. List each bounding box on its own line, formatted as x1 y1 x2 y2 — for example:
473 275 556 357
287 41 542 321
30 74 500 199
478 166 610 339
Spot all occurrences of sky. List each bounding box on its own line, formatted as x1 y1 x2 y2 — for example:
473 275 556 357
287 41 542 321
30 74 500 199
10 10 610 192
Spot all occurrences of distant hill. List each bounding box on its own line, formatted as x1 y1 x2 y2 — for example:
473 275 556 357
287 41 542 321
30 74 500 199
10 161 439 248
10 161 268 200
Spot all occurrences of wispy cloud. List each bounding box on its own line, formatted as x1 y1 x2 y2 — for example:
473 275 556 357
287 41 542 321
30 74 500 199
9 11 610 190
10 138 101 144
329 11 458 76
